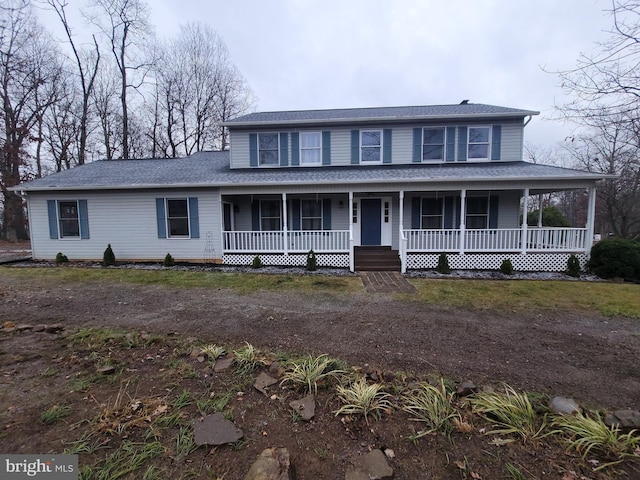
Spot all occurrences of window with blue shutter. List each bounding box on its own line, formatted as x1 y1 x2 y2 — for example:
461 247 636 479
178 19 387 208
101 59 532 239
491 125 502 161
249 133 258 167
156 198 167 238
457 126 468 161
279 133 288 166
188 197 199 238
350 130 360 164
322 199 332 230
291 133 300 166
446 127 456 162
291 199 301 230
412 128 422 163
411 197 421 229
322 131 331 166
47 200 59 239
383 129 392 164
78 200 90 239
489 195 499 228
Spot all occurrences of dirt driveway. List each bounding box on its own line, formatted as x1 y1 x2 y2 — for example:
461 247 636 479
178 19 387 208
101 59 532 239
1 271 638 410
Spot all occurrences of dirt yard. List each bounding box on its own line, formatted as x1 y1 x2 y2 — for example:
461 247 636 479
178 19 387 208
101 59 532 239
0 266 639 479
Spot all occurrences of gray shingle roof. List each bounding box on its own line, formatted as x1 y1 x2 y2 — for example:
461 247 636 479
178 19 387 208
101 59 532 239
15 150 608 192
224 103 540 126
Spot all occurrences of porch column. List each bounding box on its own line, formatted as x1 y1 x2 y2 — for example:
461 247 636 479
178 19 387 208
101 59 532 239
459 189 466 254
282 192 288 255
349 191 354 272
521 188 529 254
585 187 597 256
537 193 543 227
399 190 406 273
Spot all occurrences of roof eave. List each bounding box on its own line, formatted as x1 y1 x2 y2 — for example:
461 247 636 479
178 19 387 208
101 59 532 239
222 111 540 128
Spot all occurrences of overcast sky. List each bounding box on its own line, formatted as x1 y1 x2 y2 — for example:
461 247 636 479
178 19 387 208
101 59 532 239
41 0 615 152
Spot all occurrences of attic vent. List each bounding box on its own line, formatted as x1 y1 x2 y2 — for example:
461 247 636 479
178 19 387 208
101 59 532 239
460 99 469 105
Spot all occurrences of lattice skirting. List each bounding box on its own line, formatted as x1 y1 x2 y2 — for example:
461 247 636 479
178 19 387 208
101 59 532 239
406 253 588 272
223 253 350 268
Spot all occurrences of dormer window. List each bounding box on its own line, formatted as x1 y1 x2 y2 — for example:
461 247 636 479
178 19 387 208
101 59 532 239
300 132 321 165
468 127 490 160
361 130 382 163
258 133 279 166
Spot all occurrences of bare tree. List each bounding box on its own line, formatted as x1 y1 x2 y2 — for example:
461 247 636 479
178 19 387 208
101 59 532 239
553 1 640 239
0 0 64 240
46 0 100 166
89 0 153 159
153 22 254 157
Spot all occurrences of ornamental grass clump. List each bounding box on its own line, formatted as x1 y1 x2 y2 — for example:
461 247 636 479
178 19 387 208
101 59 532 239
553 412 640 468
335 377 393 425
233 342 262 375
402 379 459 437
469 384 548 443
280 353 347 394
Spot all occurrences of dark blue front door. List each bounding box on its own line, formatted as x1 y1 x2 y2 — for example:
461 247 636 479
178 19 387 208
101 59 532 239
361 199 382 245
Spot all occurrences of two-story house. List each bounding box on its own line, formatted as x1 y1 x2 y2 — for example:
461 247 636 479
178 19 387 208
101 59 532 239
13 103 609 272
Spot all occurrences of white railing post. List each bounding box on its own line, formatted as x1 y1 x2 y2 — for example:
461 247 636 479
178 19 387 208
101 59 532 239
459 189 466 254
521 188 529 254
586 187 597 256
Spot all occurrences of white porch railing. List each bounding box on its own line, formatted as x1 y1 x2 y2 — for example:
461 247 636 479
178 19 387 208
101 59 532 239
405 227 588 252
223 230 350 253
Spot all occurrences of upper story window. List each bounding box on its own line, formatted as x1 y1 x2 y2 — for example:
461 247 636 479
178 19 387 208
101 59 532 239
58 200 79 237
421 198 443 229
300 132 321 165
468 127 491 160
422 127 445 162
166 198 190 237
260 200 281 231
361 130 382 163
258 133 279 166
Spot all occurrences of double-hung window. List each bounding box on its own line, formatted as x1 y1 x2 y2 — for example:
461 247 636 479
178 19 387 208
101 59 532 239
300 132 321 165
258 133 279 166
421 198 443 229
361 130 382 163
167 198 190 237
260 200 281 231
466 197 489 229
422 127 445 162
58 201 80 238
468 127 491 160
301 199 322 230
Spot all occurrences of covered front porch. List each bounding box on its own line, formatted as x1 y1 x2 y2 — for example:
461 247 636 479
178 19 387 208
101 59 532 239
220 186 597 272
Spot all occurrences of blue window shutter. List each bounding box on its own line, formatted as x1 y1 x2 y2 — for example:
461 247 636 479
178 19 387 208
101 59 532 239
383 129 392 164
446 127 456 162
322 131 331 165
457 126 468 161
249 133 258 167
279 132 288 166
350 130 360 164
444 197 454 229
291 133 300 166
47 200 59 239
156 198 167 238
251 201 260 231
188 197 199 238
322 199 332 230
489 195 499 228
291 199 301 230
491 125 502 161
412 128 422 163
78 200 90 239
411 197 421 229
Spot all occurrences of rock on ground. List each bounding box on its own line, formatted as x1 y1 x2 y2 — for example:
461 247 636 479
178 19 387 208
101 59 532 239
244 447 292 480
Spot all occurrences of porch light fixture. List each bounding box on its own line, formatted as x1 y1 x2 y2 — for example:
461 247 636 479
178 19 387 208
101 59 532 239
233 204 239 213
339 200 344 209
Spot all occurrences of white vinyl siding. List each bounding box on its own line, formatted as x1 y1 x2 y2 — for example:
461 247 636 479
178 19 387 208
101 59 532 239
29 190 221 261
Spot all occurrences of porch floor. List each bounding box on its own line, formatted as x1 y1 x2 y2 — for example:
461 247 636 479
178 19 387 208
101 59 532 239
359 271 416 294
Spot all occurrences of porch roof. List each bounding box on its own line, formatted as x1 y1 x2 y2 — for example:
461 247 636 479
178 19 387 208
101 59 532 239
15 150 610 192
223 103 539 127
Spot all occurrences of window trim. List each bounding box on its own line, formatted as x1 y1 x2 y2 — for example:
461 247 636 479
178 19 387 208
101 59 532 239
467 126 491 161
360 129 383 164
422 127 446 162
258 132 280 167
300 199 323 230
166 197 191 239
57 200 80 239
299 131 322 166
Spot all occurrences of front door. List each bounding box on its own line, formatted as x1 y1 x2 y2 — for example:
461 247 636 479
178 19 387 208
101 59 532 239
361 198 382 245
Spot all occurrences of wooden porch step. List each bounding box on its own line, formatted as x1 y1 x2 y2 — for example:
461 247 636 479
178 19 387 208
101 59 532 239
354 246 401 272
